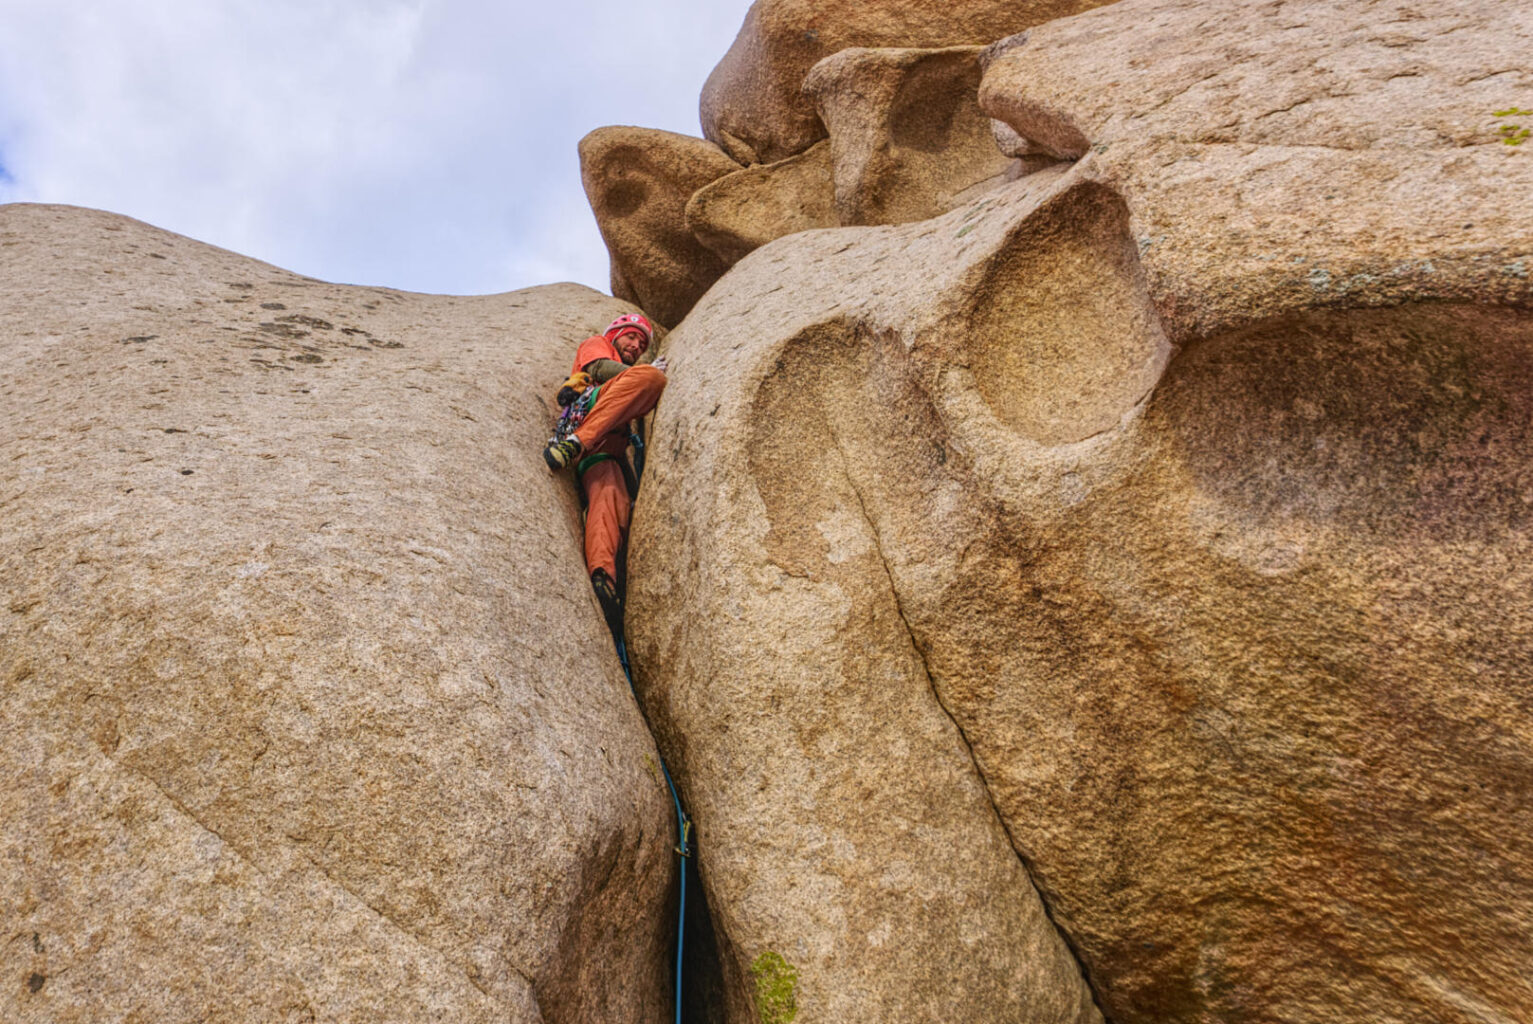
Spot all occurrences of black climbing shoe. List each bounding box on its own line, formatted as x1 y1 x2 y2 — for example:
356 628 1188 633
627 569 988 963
544 435 583 472
591 568 624 634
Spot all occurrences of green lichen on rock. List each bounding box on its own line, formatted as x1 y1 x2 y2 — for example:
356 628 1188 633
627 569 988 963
642 752 663 787
750 951 799 1024
1491 108 1532 146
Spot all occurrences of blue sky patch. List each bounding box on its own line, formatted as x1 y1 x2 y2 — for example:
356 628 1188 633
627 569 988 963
0 1 752 291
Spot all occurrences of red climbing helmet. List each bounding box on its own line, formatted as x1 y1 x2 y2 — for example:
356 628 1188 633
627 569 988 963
603 312 653 352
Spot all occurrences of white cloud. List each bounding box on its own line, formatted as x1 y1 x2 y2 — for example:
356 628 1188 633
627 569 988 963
0 0 751 295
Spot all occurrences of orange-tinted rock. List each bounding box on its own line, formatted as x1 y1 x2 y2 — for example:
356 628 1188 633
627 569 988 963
685 141 837 266
632 1 1533 1021
700 0 1123 165
578 126 739 327
686 47 1023 268
803 46 1017 227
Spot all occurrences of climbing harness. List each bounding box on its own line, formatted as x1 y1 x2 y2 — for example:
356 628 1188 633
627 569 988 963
572 414 691 1023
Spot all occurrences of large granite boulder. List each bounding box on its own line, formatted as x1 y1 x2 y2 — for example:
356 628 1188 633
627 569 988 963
685 141 837 267
578 126 739 328
0 204 677 1024
699 0 1122 165
803 46 1016 227
629 0 1533 1021
684 46 1019 268
630 169 1110 1024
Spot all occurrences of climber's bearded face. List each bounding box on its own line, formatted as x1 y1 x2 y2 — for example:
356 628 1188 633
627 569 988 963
613 328 647 364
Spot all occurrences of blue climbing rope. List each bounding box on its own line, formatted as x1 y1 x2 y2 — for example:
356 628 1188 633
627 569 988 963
607 422 690 1023
615 635 691 1024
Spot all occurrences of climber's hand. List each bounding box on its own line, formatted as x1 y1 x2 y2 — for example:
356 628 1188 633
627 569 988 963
652 355 669 373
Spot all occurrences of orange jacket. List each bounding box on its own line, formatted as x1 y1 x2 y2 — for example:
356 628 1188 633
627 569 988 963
572 334 621 375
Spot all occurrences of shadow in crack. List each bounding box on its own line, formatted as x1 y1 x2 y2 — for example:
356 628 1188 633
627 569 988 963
680 850 733 1024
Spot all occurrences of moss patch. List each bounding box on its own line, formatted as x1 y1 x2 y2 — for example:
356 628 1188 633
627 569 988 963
750 951 799 1024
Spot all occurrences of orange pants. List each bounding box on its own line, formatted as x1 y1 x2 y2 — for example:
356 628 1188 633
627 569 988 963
576 365 666 578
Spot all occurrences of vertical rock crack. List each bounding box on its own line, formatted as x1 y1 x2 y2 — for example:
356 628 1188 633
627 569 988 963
830 430 1110 1020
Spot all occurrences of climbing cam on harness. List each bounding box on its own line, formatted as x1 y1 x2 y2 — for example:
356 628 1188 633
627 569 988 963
551 371 599 445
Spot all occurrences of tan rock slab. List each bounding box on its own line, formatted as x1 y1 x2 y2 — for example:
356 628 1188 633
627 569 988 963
700 0 1123 165
979 0 1533 338
0 204 677 1024
578 126 739 328
630 174 1106 1024
630 0 1533 1021
685 141 837 267
804 45 1017 227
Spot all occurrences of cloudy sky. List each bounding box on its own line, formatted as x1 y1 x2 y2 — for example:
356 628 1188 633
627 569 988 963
0 0 751 295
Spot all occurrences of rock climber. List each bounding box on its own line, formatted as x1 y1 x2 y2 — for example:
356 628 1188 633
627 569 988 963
543 312 667 630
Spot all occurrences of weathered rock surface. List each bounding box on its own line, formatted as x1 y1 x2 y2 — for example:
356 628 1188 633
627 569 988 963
699 0 1122 165
979 0 1533 336
579 126 739 328
588 43 1023 298
683 47 1017 269
685 141 837 267
804 46 1016 227
0 204 676 1024
631 169 1109 1024
630 0 1533 1021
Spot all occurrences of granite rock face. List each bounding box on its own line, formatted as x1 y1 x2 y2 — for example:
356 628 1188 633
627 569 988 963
629 172 1113 1024
0 204 677 1024
611 44 1021 283
978 0 1533 336
578 126 739 328
587 36 1038 306
685 141 837 267
699 0 1121 165
804 46 1016 227
629 0 1533 1021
